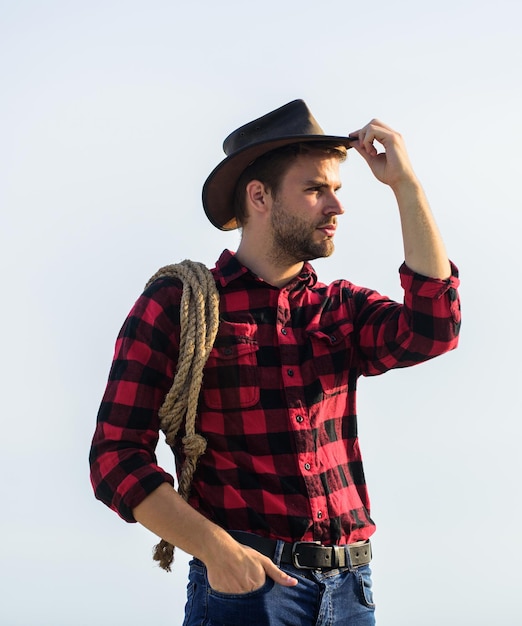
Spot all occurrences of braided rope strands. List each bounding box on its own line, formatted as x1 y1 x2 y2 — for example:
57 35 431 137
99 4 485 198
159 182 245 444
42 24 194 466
144 260 220 572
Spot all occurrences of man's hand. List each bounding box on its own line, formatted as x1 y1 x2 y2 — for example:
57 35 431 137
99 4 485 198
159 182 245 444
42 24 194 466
205 542 298 594
350 119 418 191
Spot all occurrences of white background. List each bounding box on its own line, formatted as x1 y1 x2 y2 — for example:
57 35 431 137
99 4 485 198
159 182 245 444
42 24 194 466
1 1 521 624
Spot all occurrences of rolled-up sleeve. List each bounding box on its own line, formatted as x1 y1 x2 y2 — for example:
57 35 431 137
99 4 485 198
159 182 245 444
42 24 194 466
354 261 461 376
89 279 181 522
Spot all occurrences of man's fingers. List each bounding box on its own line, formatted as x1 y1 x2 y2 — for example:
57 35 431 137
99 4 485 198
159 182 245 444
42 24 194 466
349 119 400 156
349 120 416 188
262 557 298 587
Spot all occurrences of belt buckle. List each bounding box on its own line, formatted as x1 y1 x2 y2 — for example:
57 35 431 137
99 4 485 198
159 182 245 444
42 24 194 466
291 540 321 569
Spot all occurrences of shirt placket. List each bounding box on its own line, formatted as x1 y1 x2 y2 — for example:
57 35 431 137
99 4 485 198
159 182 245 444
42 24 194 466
276 287 328 538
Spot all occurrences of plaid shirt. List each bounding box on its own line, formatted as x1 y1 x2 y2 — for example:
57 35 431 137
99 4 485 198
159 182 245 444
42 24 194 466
90 249 461 546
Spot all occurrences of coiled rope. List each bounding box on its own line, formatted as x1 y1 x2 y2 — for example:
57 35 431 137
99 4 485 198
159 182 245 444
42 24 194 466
144 260 220 572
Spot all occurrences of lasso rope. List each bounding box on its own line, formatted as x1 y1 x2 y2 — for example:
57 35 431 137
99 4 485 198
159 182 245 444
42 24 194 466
144 260 220 572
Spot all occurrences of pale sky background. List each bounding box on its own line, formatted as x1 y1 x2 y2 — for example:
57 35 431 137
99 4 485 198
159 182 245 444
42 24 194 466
1 1 521 624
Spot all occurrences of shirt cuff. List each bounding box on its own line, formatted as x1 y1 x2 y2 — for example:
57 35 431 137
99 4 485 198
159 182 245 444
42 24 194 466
399 261 460 298
116 470 175 523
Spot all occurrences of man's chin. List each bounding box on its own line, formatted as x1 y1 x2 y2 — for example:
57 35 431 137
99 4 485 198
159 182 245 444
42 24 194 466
303 242 335 261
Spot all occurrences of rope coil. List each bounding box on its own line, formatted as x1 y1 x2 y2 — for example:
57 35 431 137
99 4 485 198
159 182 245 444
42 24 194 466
144 260 220 571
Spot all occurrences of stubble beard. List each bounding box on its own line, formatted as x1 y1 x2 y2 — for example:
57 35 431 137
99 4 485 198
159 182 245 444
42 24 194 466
269 200 335 265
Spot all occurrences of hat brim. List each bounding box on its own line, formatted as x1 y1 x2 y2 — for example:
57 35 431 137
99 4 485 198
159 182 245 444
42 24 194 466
202 134 355 231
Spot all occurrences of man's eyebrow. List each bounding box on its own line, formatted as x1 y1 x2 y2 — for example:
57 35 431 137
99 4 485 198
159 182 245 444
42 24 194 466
303 178 342 190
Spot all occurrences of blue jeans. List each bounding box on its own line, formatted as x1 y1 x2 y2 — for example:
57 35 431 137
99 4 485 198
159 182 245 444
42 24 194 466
182 540 376 625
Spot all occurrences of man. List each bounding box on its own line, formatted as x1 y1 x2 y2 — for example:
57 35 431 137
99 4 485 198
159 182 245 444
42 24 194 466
90 100 461 625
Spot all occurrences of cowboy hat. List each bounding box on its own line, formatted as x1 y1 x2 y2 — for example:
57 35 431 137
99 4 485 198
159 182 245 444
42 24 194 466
202 99 355 231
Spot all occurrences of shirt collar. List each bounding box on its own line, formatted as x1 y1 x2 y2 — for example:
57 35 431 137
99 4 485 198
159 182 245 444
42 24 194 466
212 249 317 290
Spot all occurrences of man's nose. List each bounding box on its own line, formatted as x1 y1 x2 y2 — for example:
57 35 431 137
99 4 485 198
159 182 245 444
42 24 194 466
324 192 344 216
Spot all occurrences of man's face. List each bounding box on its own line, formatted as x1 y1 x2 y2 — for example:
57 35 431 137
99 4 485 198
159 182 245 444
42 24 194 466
268 153 344 263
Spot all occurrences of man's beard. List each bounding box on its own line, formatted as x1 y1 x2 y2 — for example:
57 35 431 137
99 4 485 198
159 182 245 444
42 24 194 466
269 200 336 264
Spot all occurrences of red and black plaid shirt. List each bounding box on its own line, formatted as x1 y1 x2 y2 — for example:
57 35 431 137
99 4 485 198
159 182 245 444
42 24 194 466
90 249 460 546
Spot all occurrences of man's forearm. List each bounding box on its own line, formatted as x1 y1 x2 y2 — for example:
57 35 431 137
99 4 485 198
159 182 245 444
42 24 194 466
393 179 451 279
133 483 234 564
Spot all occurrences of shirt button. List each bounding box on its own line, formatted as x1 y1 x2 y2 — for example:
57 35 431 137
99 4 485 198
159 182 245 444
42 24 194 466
304 462 311 471
287 369 294 377
281 328 287 335
296 415 304 423
317 511 323 519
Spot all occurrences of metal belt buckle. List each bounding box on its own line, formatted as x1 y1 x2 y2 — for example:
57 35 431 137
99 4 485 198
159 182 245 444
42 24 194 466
291 541 321 569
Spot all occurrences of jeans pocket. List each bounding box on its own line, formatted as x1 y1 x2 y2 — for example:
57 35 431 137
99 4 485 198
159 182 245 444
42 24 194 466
207 577 275 625
208 575 274 599
356 565 376 608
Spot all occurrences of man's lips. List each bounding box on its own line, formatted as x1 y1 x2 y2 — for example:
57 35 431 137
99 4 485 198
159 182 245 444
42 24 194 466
317 224 337 237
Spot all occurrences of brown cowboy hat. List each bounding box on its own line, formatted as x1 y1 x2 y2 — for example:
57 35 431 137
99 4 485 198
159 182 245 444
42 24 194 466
202 99 355 231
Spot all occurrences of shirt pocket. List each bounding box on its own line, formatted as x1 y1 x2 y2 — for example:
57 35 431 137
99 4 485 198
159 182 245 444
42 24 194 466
307 321 354 397
202 322 260 410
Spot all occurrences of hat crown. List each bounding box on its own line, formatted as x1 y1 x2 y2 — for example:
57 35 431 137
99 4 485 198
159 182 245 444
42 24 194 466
223 99 326 156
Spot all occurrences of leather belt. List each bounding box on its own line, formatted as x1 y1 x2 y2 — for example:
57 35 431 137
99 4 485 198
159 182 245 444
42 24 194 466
230 531 372 571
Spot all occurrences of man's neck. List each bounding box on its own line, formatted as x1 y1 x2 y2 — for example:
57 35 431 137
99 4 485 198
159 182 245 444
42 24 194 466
235 242 304 289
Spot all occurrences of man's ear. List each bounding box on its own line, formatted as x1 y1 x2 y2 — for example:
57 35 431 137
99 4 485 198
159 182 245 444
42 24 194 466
245 180 271 216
